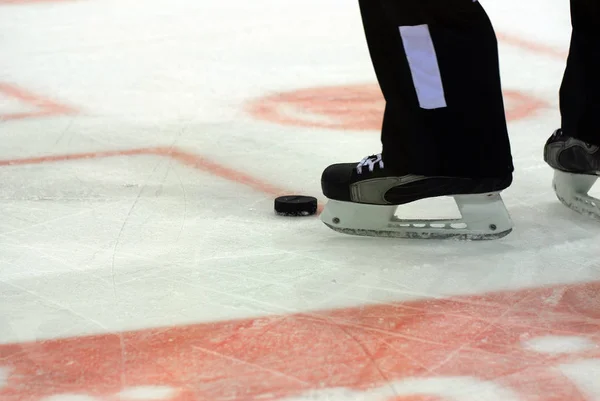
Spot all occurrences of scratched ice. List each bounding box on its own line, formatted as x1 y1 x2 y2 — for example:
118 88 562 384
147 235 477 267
1 0 600 400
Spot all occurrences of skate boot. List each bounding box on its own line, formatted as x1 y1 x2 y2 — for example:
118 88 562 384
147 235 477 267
544 129 600 219
320 154 513 240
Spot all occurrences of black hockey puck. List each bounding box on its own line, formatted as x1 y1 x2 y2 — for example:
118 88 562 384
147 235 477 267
274 195 318 216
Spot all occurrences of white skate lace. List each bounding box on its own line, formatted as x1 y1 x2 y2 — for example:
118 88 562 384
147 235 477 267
356 154 384 174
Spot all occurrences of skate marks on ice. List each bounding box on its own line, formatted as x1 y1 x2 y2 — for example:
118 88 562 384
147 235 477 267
1 281 600 401
0 146 298 205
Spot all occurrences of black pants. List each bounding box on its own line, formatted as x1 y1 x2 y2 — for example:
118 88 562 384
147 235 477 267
561 0 600 146
360 0 599 177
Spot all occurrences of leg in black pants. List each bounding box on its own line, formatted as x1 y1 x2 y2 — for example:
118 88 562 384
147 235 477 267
544 0 600 219
319 0 514 240
559 0 600 145
359 0 513 178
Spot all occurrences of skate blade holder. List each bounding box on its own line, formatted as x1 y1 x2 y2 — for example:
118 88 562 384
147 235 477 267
320 193 513 240
552 170 600 219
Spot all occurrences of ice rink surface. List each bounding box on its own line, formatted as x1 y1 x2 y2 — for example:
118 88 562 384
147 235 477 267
1 0 600 400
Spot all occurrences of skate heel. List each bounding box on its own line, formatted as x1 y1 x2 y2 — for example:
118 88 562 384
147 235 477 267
320 192 513 240
552 170 600 219
453 193 513 239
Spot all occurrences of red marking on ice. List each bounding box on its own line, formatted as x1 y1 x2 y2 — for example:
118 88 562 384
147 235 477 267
248 86 550 131
0 147 326 213
496 32 567 61
1 282 600 400
0 0 73 4
0 83 76 121
0 147 289 197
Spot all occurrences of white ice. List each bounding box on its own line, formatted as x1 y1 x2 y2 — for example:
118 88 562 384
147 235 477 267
0 0 599 399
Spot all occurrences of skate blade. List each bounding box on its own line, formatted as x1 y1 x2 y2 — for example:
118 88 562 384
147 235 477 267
320 193 513 241
552 170 600 219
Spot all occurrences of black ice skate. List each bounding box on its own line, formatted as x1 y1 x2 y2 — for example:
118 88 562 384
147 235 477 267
544 129 600 219
320 154 513 240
